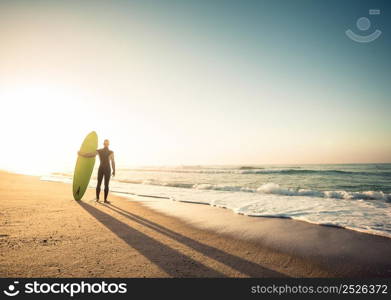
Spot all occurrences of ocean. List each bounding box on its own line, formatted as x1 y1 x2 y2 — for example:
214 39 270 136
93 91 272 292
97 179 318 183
42 164 391 238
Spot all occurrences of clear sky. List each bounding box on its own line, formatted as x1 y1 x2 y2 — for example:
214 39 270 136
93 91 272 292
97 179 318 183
0 0 390 173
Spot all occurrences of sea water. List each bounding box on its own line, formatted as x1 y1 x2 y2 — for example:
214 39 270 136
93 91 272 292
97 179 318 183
42 164 391 238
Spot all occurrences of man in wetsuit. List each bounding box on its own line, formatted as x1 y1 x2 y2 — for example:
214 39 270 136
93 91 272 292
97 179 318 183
78 139 115 203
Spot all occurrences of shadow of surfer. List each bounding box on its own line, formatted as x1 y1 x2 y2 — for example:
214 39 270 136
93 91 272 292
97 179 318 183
78 139 115 203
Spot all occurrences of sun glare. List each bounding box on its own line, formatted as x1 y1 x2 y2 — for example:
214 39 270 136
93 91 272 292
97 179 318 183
0 83 94 174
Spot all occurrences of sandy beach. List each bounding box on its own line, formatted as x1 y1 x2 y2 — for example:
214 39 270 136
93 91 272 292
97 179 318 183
1 171 391 278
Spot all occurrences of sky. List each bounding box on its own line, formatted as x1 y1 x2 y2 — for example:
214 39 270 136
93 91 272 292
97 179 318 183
0 0 390 173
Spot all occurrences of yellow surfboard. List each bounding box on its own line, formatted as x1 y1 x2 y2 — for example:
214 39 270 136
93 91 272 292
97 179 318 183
72 131 98 200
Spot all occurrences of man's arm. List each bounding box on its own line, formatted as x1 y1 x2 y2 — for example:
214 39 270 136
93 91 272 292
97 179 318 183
78 151 98 158
110 152 116 176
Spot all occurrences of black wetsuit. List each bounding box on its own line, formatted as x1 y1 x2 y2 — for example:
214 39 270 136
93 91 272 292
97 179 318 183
96 147 113 201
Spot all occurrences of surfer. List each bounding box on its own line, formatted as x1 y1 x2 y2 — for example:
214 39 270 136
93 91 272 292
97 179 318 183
78 139 116 203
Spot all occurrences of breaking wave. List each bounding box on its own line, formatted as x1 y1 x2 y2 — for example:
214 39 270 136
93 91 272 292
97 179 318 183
116 179 391 202
193 182 391 201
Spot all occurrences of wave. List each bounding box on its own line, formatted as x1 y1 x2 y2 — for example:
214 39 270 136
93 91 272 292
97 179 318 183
115 177 391 201
255 183 391 201
156 182 391 201
238 166 265 170
233 169 388 175
122 168 391 176
42 171 391 202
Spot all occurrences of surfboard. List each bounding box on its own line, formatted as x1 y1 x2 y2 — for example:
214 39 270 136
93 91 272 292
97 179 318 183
72 131 98 200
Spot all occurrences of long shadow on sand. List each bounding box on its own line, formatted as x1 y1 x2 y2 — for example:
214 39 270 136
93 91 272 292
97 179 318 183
104 203 287 277
78 201 225 277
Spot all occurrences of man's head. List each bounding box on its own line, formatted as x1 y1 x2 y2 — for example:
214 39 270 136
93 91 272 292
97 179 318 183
103 139 110 148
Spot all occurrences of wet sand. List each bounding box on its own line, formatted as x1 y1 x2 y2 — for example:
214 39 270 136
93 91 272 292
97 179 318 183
1 171 390 277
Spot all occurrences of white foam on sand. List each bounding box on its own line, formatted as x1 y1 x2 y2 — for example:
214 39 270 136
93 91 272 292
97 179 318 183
114 192 391 278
